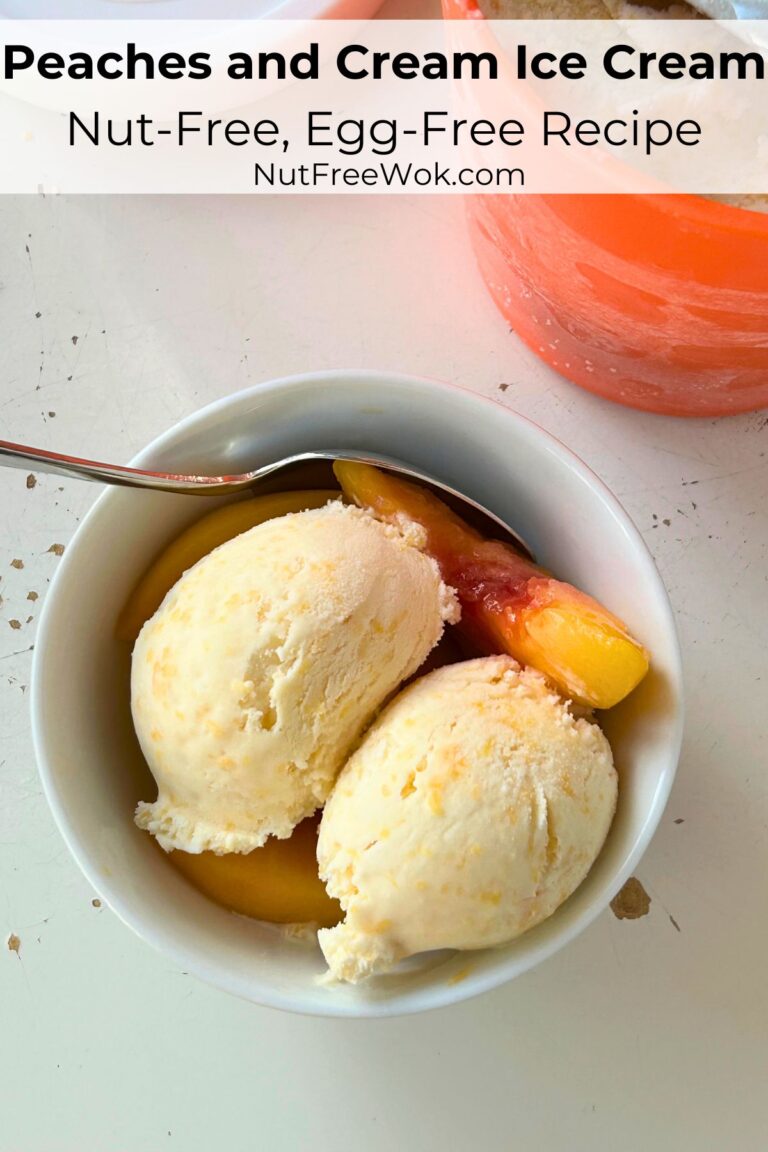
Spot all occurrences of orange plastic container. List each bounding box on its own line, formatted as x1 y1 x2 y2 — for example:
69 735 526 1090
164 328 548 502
445 0 768 417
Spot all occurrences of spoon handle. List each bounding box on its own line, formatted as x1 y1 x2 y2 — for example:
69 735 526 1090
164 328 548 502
0 439 243 494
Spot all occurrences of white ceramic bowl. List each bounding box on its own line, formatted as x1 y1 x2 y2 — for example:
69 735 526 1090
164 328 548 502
31 370 683 1017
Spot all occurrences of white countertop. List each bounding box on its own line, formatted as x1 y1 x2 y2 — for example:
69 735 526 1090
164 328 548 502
1 188 767 1151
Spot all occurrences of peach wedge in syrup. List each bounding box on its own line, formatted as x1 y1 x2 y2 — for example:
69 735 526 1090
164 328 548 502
334 461 649 710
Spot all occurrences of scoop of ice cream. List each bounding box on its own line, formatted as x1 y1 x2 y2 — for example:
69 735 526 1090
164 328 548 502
132 501 458 854
317 656 617 983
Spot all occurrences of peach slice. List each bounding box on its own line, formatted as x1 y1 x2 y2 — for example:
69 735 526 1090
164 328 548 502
167 815 342 928
334 462 648 709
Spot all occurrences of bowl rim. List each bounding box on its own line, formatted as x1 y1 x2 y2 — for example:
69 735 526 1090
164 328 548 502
30 368 685 1017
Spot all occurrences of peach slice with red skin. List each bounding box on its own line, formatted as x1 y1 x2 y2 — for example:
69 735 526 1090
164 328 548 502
333 462 649 710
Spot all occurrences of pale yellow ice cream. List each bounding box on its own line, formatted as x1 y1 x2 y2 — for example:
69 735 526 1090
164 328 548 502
132 502 458 855
318 656 617 983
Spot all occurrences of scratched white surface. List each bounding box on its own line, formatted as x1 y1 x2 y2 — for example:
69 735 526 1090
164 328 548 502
1 190 767 1152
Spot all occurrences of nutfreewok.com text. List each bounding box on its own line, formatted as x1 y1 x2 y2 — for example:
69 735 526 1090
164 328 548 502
253 161 525 188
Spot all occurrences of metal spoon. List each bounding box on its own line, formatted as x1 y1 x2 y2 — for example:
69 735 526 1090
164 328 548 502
0 438 532 556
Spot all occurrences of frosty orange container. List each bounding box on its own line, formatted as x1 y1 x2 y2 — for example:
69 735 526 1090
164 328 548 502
445 0 768 417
